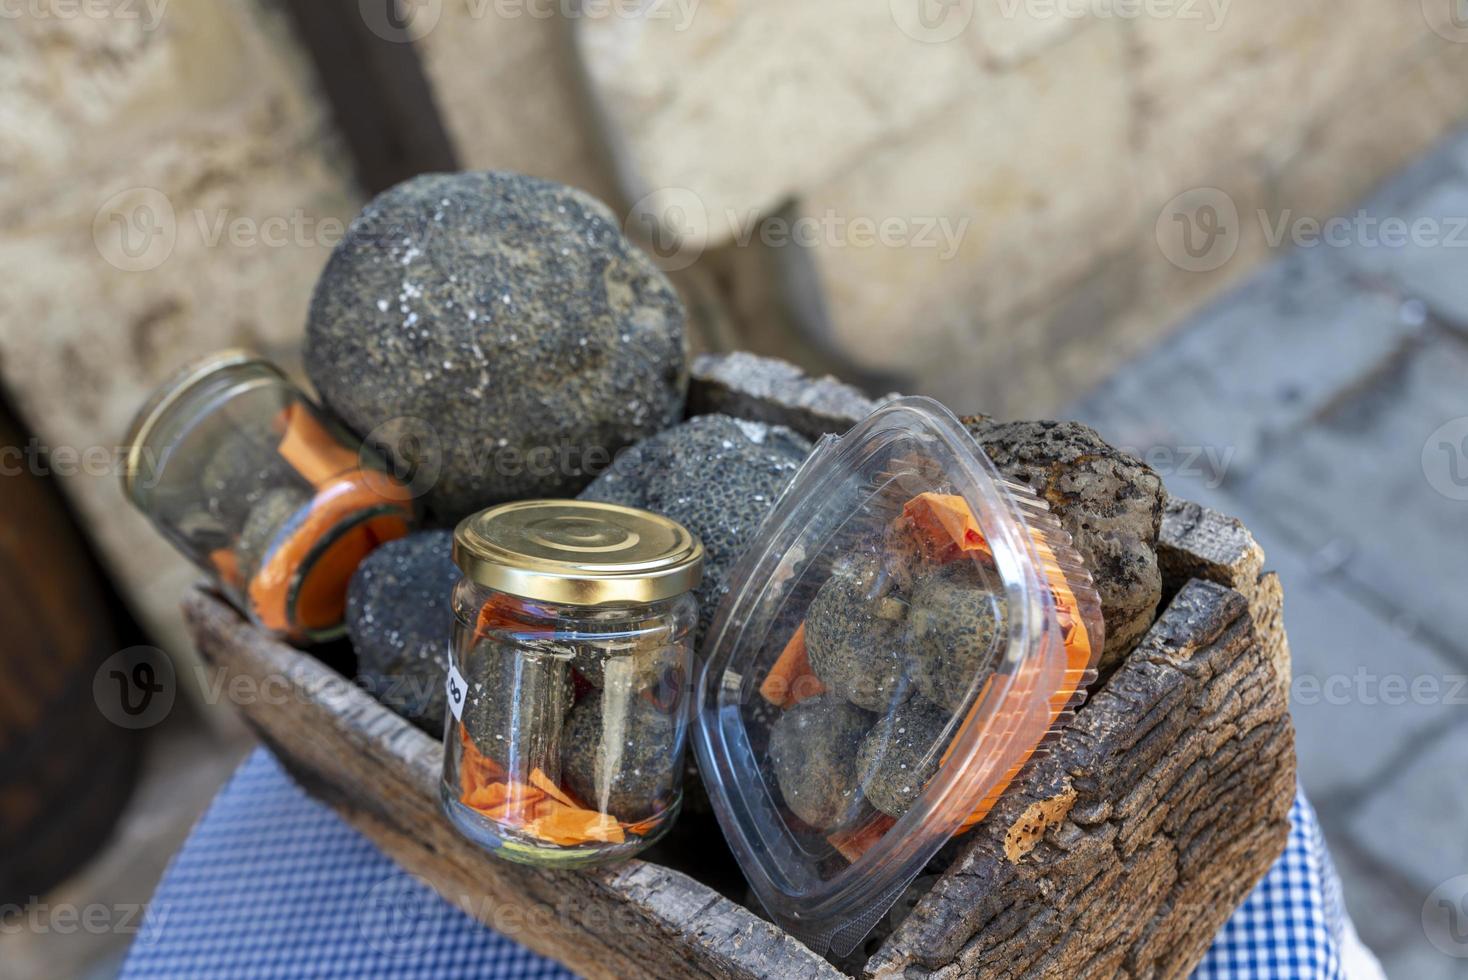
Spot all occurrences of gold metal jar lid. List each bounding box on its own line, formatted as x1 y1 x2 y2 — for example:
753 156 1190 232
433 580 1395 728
121 348 282 500
452 500 704 605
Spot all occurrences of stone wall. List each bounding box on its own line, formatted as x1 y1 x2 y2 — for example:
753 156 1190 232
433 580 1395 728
557 0 1468 417
0 0 360 681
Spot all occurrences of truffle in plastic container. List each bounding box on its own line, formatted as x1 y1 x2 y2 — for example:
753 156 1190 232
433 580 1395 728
694 397 1103 955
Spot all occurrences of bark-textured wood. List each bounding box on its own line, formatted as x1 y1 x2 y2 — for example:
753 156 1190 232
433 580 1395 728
864 579 1295 978
1157 497 1264 603
183 591 842 980
687 351 883 440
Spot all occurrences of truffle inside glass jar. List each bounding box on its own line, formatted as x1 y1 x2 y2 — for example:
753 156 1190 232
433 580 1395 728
442 501 703 868
121 351 415 642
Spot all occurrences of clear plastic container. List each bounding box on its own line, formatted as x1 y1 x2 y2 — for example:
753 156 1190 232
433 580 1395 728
122 350 414 642
693 397 1103 955
441 500 703 868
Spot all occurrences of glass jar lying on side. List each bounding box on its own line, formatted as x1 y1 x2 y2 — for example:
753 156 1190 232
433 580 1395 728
441 500 703 868
123 350 414 642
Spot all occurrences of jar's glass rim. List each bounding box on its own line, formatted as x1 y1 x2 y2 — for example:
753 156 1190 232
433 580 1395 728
121 349 282 501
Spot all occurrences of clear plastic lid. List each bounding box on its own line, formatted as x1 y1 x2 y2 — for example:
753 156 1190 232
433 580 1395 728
693 397 1103 955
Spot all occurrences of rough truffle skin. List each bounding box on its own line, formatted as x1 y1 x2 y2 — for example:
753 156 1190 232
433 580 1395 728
561 690 681 822
905 560 1007 712
305 172 689 521
964 417 1165 666
767 698 874 830
805 553 911 712
235 487 309 581
346 530 458 733
572 633 681 693
858 695 952 818
579 414 811 644
462 646 573 775
202 435 298 530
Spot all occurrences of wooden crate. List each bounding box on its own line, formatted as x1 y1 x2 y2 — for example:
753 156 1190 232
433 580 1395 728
181 362 1295 979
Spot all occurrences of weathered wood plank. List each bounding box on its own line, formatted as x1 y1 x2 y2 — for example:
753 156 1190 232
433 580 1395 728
864 579 1295 979
1156 497 1265 601
687 351 882 439
183 589 842 980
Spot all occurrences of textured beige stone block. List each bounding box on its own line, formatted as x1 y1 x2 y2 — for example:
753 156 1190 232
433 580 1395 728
1271 31 1468 219
800 22 1135 378
1130 0 1425 200
971 0 1085 65
575 0 981 247
0 0 359 673
414 3 618 204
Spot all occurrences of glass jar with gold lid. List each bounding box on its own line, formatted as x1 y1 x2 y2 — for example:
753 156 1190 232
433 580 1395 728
122 350 415 643
441 500 703 867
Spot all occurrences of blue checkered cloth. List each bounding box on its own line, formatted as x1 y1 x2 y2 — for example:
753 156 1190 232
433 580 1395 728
120 749 1370 979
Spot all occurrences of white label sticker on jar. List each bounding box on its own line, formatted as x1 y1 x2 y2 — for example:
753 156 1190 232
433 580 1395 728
445 659 467 722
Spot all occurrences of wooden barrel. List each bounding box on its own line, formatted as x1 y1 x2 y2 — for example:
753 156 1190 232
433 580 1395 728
0 398 141 906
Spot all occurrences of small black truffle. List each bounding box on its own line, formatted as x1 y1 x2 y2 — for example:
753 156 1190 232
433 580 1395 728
805 552 911 712
857 695 952 818
235 487 309 581
963 417 1164 664
767 698 874 830
561 689 681 822
200 426 298 529
462 646 574 775
569 616 683 694
905 560 1007 712
346 530 459 733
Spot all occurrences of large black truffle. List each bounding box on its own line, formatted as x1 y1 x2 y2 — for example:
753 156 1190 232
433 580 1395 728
905 560 1007 712
767 698 873 830
305 172 689 521
346 530 458 733
857 696 952 818
805 552 910 712
579 414 811 644
561 689 681 822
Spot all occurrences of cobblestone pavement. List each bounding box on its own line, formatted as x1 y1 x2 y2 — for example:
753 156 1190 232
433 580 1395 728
1068 126 1468 979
